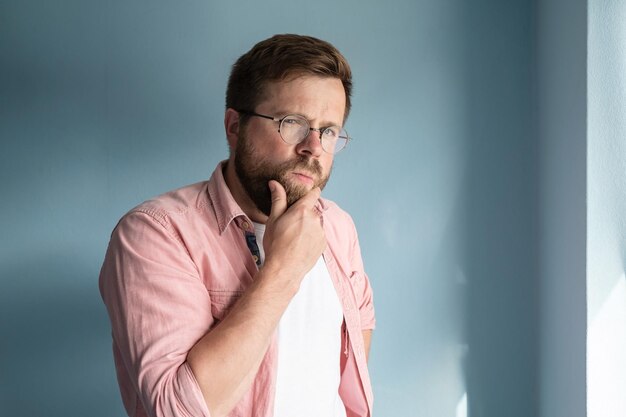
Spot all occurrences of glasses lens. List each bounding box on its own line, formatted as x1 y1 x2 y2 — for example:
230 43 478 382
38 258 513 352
321 127 349 154
279 115 309 144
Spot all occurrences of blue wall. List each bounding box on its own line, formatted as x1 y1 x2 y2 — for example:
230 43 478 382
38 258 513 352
1 1 540 416
536 0 588 416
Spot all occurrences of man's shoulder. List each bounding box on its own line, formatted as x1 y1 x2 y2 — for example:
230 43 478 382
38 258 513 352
320 197 357 234
126 181 212 225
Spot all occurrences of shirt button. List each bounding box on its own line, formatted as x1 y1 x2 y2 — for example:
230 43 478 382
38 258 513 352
252 255 259 263
242 221 250 231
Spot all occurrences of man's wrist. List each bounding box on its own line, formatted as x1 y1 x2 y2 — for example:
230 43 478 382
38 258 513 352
255 260 302 298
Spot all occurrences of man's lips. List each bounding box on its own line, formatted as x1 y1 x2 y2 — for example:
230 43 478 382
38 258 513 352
291 171 316 185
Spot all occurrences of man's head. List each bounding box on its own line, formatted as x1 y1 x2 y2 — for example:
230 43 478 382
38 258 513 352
224 34 352 219
226 34 352 124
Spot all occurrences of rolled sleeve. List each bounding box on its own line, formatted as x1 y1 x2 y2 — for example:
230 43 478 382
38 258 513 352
99 211 212 417
358 280 375 330
348 216 376 330
350 236 376 331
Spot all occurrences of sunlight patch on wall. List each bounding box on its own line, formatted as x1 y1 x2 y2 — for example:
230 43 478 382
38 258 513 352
456 392 467 417
588 274 626 417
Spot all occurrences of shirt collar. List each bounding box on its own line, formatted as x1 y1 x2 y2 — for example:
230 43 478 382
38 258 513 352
207 160 251 235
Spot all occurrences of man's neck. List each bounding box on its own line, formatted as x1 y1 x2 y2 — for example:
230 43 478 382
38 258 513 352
223 159 269 224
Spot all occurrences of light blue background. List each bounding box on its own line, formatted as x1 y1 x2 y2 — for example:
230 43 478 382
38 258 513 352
0 1 589 416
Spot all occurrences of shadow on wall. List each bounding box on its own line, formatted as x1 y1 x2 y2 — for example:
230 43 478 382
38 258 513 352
0 252 124 417
461 1 539 416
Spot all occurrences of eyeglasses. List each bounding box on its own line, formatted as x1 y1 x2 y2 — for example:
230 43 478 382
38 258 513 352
237 110 351 154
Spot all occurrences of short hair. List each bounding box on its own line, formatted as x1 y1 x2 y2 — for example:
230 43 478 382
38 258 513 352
226 34 353 122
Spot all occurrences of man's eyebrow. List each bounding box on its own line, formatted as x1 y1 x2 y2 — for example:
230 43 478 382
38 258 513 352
273 109 343 127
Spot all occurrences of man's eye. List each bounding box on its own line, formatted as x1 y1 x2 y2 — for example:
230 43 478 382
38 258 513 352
324 127 340 138
283 117 307 127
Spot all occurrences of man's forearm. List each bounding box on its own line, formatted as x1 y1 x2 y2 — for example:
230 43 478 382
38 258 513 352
362 330 372 362
187 264 299 417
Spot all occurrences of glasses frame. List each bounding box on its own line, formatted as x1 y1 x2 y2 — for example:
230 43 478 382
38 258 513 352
237 110 351 154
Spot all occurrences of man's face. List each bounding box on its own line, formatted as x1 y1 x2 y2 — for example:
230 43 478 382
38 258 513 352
234 75 346 216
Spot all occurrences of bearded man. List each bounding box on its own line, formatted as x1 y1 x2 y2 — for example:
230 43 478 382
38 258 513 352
99 34 375 417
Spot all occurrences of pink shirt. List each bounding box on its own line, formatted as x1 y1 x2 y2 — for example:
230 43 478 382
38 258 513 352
99 162 376 417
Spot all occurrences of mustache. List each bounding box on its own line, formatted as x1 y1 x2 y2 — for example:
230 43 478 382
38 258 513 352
284 156 323 177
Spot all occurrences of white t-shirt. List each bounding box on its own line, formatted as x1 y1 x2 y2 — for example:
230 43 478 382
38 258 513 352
253 223 347 417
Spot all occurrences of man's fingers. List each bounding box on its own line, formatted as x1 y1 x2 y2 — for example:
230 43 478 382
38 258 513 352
296 187 321 209
269 182 322 221
268 180 287 219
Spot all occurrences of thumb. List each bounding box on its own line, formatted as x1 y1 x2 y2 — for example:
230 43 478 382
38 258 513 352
268 180 287 219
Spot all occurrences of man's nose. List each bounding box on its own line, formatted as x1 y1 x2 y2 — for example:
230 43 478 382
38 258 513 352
296 128 324 157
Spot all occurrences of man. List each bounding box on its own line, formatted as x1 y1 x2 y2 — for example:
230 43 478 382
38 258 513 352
99 34 375 417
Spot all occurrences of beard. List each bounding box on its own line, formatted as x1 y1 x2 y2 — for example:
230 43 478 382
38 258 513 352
234 131 331 216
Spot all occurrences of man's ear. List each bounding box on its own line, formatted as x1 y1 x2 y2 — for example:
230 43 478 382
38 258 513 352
224 108 241 152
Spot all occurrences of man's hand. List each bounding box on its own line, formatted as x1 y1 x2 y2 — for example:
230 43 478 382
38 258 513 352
262 180 326 287
188 180 327 417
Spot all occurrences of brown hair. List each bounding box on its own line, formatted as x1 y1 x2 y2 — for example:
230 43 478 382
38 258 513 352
226 34 353 122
